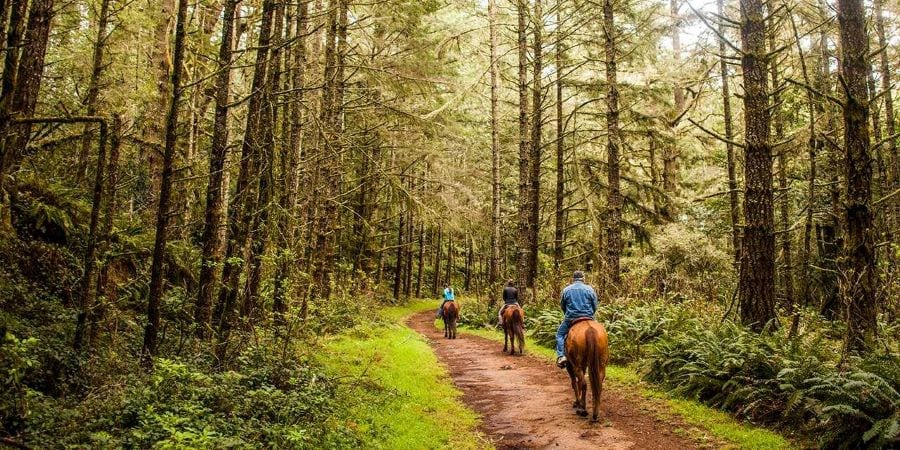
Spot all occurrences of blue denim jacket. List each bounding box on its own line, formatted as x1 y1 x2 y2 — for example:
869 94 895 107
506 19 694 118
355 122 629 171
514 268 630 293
560 280 598 321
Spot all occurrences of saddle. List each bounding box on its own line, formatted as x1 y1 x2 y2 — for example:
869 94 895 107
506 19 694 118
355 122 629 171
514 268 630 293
570 317 594 326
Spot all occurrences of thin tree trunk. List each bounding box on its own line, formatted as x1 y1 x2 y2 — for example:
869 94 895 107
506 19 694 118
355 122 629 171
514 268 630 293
769 29 794 311
603 0 622 287
93 115 122 346
662 0 682 219
393 211 404 300
195 0 238 338
273 0 309 322
241 0 284 320
0 0 55 192
718 0 740 268
515 0 531 300
415 222 425 298
145 0 176 212
432 224 442 295
77 0 112 180
836 0 876 351
528 0 543 290
215 0 277 362
553 0 565 299
787 9 818 335
142 0 188 370
488 0 501 308
0 0 27 199
737 0 776 331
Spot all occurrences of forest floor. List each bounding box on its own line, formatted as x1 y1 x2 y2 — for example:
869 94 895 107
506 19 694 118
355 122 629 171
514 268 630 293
408 308 793 450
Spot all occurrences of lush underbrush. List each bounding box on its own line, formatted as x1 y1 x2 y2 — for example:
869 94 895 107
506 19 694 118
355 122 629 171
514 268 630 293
320 301 488 449
526 300 900 448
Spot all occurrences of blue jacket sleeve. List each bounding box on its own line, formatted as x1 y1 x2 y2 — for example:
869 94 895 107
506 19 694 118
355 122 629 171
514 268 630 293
560 289 566 313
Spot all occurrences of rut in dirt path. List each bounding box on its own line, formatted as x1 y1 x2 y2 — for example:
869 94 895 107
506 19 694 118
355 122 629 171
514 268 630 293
408 310 704 450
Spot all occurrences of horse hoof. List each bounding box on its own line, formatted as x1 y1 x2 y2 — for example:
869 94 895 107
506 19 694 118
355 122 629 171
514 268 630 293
577 409 588 417
590 417 599 424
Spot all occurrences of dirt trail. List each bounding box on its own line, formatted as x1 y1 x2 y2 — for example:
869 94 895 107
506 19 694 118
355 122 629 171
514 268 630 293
409 311 702 450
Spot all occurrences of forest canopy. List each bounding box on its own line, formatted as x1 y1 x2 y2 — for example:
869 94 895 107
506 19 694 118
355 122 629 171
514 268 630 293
0 0 897 447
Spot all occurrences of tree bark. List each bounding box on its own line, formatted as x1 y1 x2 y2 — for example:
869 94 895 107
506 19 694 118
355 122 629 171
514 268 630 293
215 0 277 361
273 0 309 322
553 0 565 299
836 0 876 351
144 0 176 213
515 0 531 300
0 0 55 191
77 0 112 181
718 0 740 268
0 0 27 186
488 0 501 308
142 0 188 369
528 0 543 290
603 0 622 287
737 0 777 331
769 29 794 311
196 0 238 338
662 0 682 219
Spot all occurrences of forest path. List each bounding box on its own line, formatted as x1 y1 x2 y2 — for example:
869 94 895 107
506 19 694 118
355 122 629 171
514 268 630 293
408 310 703 450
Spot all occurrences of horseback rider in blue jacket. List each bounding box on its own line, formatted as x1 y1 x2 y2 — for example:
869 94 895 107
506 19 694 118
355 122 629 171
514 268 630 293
555 270 598 368
436 285 455 318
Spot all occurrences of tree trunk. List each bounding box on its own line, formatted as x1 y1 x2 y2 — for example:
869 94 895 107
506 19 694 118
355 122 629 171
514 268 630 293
93 115 123 346
393 211 404 300
787 8 818 334
415 222 425 298
0 0 27 194
769 29 794 311
215 0 277 362
488 0 501 308
737 0 776 331
603 0 622 287
0 0 55 191
836 0 876 351
432 224 442 295
273 0 309 322
718 0 740 268
195 0 238 338
144 0 176 212
142 0 188 370
515 0 531 300
528 0 543 290
874 0 897 232
662 0 682 219
241 0 284 321
553 0 565 299
77 0 112 181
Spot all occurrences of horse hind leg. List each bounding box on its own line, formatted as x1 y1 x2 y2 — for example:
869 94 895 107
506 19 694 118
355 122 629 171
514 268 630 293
591 366 606 423
503 327 509 353
577 372 589 417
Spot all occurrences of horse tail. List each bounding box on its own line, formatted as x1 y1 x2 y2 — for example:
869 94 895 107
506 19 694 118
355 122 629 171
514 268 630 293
512 308 525 352
586 326 602 418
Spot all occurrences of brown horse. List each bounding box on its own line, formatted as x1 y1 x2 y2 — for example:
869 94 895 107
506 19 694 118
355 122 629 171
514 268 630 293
501 305 525 355
564 319 609 422
442 301 459 339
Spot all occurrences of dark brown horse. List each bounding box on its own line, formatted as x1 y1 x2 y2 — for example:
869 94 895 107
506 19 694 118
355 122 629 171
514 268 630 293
501 305 525 355
443 301 459 339
564 319 609 422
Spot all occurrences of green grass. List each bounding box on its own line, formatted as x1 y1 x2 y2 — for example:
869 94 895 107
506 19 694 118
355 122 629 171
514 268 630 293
320 300 491 449
458 324 793 450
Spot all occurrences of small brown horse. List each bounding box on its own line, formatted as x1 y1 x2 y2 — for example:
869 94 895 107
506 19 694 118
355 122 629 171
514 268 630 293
564 319 609 422
443 301 459 339
501 305 525 355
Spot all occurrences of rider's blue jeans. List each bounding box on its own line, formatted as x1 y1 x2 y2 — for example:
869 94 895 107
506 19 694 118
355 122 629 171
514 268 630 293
555 319 573 357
